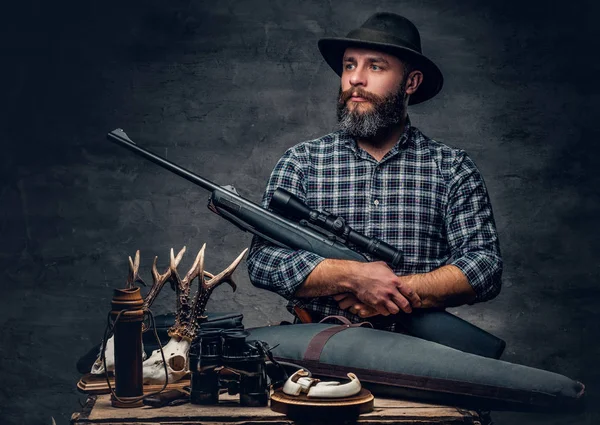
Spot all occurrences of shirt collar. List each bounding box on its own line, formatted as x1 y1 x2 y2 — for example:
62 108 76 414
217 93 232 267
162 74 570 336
340 117 413 161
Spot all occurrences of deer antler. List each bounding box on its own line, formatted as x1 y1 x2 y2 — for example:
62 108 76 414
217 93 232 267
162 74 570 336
126 250 145 289
141 245 248 385
168 244 207 341
142 246 186 311
166 246 248 341
190 247 248 327
142 247 215 311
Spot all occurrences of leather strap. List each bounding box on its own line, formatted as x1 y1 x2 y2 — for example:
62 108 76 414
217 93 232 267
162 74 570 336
303 320 372 361
318 315 353 325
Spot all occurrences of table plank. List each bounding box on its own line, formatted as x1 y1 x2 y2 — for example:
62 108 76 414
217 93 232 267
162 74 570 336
72 394 481 424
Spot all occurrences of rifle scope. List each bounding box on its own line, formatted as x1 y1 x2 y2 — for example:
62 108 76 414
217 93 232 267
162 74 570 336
270 188 403 268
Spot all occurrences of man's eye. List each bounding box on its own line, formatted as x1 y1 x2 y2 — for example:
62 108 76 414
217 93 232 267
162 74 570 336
344 63 355 70
371 64 381 71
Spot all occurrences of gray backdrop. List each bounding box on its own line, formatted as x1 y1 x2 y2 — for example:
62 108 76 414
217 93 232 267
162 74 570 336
1 0 598 424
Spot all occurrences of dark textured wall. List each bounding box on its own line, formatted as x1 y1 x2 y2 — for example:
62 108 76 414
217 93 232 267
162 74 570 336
1 1 598 424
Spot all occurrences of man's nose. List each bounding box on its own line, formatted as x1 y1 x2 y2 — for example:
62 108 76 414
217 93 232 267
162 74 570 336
349 67 367 87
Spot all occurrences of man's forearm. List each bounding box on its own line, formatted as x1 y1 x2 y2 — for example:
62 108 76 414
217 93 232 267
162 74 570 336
295 259 421 316
401 264 476 308
246 236 328 300
329 264 476 317
298 260 475 307
294 259 356 298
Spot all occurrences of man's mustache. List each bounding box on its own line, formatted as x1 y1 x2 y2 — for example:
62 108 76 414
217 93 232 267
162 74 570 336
338 87 384 105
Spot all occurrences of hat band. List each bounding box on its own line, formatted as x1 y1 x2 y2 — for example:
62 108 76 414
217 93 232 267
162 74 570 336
345 27 421 54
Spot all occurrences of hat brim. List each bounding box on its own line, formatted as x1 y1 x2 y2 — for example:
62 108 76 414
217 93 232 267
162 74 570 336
318 37 443 105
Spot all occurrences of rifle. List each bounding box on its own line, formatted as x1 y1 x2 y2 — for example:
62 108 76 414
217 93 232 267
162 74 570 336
107 128 506 359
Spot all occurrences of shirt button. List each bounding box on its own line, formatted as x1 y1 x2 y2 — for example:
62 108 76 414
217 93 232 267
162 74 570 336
374 199 380 206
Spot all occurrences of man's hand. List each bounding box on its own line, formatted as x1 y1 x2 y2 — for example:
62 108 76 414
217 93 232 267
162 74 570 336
333 293 379 318
348 261 421 315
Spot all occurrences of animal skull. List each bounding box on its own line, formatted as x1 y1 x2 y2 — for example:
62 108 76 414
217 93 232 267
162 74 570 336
142 245 246 385
142 338 191 384
90 245 247 386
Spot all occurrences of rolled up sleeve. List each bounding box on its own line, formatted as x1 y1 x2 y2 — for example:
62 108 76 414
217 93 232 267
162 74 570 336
246 148 325 300
247 237 325 299
445 153 503 302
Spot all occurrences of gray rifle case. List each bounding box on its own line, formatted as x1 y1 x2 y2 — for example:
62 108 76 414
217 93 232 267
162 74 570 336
247 322 585 412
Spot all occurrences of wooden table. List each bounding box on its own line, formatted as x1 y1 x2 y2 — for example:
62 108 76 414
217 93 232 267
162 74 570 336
71 394 482 424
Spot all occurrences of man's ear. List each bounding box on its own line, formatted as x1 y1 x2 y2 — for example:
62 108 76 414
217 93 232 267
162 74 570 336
405 70 423 96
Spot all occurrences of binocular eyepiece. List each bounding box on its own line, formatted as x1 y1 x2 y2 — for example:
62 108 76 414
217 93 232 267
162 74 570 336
189 329 269 407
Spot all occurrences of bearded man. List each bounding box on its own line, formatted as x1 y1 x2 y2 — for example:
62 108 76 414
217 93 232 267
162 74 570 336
246 12 502 329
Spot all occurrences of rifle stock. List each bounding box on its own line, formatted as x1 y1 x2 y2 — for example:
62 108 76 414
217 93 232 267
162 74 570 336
107 128 506 359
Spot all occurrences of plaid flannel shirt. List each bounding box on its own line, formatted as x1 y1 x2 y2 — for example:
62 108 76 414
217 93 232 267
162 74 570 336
247 122 502 327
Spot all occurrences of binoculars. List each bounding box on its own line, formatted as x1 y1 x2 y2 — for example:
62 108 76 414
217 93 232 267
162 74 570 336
189 328 269 407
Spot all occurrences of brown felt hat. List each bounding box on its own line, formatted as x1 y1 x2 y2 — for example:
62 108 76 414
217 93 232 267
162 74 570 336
318 12 443 105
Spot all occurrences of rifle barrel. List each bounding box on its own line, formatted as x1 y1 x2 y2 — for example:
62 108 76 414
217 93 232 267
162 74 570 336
107 129 221 193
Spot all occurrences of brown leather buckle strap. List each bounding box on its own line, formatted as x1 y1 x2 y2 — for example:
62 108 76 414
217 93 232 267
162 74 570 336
303 317 372 362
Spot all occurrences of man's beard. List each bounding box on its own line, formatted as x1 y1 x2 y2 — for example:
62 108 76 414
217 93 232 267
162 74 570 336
336 83 407 140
